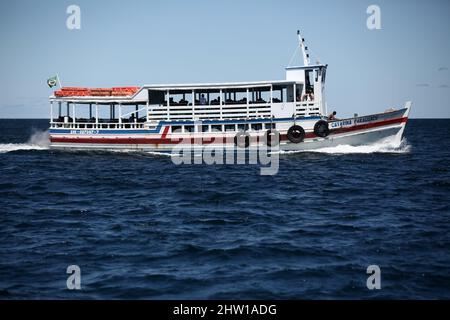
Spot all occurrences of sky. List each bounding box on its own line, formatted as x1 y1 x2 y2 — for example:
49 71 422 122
0 0 449 118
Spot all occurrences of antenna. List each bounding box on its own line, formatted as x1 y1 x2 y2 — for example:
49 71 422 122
297 30 310 67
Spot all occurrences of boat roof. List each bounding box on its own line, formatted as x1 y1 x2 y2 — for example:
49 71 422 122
285 64 327 70
49 78 311 103
142 79 298 91
49 95 147 104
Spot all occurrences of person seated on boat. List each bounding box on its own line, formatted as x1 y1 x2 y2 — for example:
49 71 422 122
328 111 337 121
200 94 207 105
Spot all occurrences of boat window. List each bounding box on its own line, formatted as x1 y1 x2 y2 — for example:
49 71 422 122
271 87 282 103
272 85 294 103
264 123 275 129
295 84 304 102
171 125 182 133
251 123 263 131
194 90 221 106
249 87 270 104
224 124 235 131
211 124 222 132
237 123 249 131
148 90 165 105
305 70 314 95
223 88 247 105
210 92 222 105
202 125 209 132
184 125 195 133
168 90 192 106
235 91 247 104
286 85 294 102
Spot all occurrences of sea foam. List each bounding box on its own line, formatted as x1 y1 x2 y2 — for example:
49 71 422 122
0 130 50 154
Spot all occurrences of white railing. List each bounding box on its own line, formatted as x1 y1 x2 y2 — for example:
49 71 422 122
295 102 321 117
50 121 146 130
147 102 276 121
51 101 322 129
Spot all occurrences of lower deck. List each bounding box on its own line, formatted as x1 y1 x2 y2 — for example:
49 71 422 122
49 107 410 152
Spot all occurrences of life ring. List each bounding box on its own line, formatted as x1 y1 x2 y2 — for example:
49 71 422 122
314 120 329 137
287 125 305 143
234 131 250 148
264 129 280 147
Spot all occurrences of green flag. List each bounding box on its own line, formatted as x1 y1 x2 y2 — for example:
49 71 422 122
47 75 58 88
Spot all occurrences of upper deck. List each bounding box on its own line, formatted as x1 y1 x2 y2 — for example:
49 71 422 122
48 70 327 130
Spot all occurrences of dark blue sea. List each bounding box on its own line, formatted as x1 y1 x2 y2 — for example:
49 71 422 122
0 119 449 299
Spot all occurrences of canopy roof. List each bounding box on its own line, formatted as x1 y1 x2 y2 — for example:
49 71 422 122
143 79 298 91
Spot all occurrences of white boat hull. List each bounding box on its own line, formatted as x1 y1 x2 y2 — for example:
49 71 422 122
49 104 411 154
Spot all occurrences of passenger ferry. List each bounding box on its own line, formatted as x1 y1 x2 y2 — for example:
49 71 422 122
49 31 411 152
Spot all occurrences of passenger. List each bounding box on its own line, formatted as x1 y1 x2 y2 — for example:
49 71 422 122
328 111 337 121
200 94 207 105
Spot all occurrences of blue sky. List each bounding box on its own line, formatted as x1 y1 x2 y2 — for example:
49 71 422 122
0 0 449 118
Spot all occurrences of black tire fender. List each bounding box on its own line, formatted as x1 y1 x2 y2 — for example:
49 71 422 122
287 125 305 143
264 129 280 147
314 120 330 137
234 131 250 148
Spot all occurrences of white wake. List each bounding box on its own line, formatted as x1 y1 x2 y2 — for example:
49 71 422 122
309 138 410 154
0 130 50 154
279 131 410 155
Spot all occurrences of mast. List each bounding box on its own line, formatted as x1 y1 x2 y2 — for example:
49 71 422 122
297 30 310 67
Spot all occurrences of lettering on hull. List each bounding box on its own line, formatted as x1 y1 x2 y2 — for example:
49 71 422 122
70 130 99 135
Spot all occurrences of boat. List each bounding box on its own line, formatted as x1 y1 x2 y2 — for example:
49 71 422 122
48 31 411 152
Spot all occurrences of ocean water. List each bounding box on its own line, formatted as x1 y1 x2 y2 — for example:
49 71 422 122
0 119 449 299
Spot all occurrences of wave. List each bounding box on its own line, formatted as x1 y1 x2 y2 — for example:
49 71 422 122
309 138 411 154
145 151 174 157
279 133 410 155
0 130 50 154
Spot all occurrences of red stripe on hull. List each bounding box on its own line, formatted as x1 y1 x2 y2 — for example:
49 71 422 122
329 117 408 135
160 126 170 139
50 117 408 145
